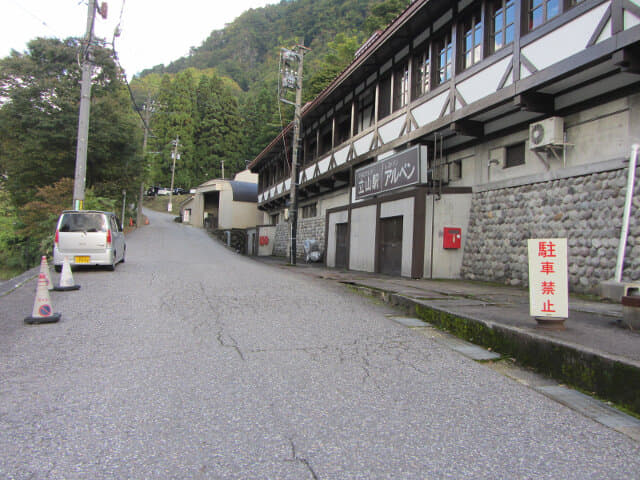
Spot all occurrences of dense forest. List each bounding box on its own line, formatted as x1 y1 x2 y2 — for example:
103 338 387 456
0 0 409 276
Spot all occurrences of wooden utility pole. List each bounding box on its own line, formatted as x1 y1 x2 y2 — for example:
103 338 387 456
72 0 96 210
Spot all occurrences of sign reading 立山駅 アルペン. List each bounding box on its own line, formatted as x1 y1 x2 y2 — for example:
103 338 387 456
354 145 428 200
527 238 568 318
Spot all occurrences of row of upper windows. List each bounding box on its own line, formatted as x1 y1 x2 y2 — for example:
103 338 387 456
297 0 585 169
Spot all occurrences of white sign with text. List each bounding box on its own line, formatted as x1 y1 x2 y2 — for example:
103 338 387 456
528 238 569 318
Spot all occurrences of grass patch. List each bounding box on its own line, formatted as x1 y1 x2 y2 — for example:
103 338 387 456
0 266 24 282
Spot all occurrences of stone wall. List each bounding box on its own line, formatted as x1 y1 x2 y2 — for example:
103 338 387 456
461 166 640 293
272 223 289 257
271 217 326 260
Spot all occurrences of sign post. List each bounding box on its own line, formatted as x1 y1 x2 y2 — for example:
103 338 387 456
528 238 569 329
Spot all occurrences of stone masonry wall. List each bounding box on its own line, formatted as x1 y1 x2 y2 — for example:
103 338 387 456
272 223 289 257
461 166 640 294
271 217 326 260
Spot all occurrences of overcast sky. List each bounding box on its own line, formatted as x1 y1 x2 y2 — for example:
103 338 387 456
1 0 276 78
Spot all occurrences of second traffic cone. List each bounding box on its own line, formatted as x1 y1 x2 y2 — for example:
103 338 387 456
54 256 80 291
24 273 61 325
39 255 53 291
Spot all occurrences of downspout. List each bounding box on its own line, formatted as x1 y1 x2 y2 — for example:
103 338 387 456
614 144 639 282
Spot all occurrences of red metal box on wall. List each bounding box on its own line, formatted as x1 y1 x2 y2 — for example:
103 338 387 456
443 227 462 249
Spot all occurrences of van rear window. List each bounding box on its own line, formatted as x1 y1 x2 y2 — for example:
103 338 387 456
59 213 108 233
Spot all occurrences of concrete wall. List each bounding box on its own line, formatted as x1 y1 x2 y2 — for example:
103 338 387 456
452 95 640 292
327 210 349 268
257 225 276 256
191 194 205 228
319 189 350 216
425 194 472 279
380 197 414 278
349 205 377 273
218 189 234 229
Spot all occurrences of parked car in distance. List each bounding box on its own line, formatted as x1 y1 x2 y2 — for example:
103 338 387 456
53 210 126 271
173 187 186 195
156 188 172 195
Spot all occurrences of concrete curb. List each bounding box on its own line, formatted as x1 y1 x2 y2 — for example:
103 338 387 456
347 282 640 417
0 266 39 298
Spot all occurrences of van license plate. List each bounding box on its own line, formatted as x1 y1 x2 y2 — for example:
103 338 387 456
75 256 90 264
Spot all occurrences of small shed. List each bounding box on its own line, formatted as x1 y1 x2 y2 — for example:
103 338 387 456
185 170 260 230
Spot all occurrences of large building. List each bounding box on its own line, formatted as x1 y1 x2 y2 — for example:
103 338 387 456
249 0 640 293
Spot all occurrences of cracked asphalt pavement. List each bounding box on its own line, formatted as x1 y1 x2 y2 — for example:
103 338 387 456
1 209 639 479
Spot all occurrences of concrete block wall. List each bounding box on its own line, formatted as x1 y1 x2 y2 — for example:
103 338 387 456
461 166 640 294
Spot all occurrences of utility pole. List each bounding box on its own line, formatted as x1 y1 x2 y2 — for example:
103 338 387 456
138 94 153 226
72 0 97 210
280 45 307 265
168 136 179 213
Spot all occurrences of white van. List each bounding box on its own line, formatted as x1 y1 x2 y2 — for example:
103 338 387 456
53 210 126 271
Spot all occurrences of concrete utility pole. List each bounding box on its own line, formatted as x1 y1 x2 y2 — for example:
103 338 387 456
281 45 306 265
168 136 179 213
73 0 96 210
138 95 153 226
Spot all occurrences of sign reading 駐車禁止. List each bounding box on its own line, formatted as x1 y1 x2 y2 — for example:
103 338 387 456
527 238 568 318
355 145 428 200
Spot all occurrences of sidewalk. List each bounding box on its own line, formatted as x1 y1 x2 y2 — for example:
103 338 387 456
255 256 640 416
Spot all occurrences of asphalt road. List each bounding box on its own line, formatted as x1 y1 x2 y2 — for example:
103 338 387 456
1 209 639 479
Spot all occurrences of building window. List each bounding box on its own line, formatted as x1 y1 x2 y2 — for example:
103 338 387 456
356 86 375 133
378 73 392 120
304 135 317 165
505 143 525 167
528 0 561 31
412 45 430 100
490 0 515 53
393 61 410 111
301 203 317 219
318 122 332 156
335 107 351 146
461 9 483 70
271 213 279 225
435 31 453 85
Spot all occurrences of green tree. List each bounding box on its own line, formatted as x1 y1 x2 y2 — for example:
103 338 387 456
0 37 142 205
195 73 245 181
149 69 197 188
305 33 361 102
363 0 411 34
0 37 142 270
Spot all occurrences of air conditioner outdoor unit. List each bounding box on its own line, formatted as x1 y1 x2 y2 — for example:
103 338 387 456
529 117 564 150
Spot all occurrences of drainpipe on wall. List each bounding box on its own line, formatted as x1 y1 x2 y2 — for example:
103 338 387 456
614 144 639 283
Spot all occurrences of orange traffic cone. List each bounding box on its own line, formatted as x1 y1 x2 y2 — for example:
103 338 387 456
39 255 53 291
24 272 61 324
54 256 80 291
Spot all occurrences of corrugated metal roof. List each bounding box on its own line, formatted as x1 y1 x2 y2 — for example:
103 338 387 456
230 181 258 203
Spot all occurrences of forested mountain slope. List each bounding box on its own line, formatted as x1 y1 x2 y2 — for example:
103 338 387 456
132 0 410 186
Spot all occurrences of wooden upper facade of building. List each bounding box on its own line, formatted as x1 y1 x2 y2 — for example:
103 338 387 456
250 0 640 209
